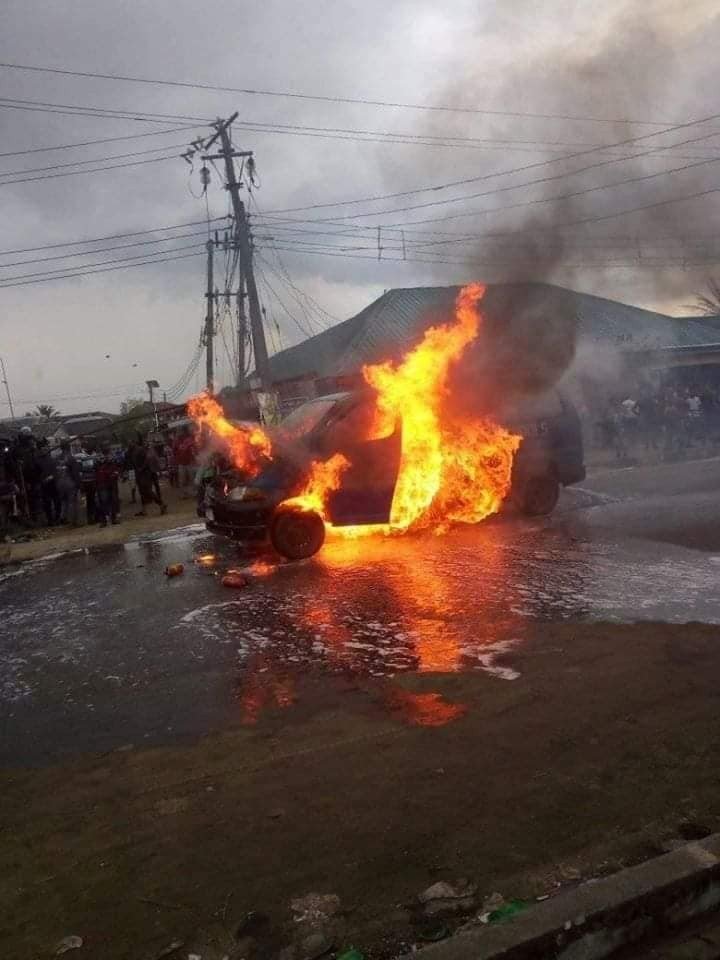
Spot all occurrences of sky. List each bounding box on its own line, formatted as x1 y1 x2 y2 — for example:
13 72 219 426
1 0 719 415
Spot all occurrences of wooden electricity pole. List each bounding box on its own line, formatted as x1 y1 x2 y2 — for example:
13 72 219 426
237 277 247 388
203 114 270 390
204 238 215 393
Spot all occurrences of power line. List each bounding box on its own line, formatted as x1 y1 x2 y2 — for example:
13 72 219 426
0 216 229 257
259 242 720 270
256 253 332 331
0 125 201 159
202 120 720 159
255 261 317 340
226 118 720 155
0 141 193 178
257 128 720 228
256 180 720 253
0 96 211 124
254 222 717 249
165 346 204 400
0 249 204 289
0 242 205 283
373 154 720 241
377 180 720 235
253 118 720 237
0 229 211 268
0 60 678 125
254 220 720 246
247 193 338 326
0 151 180 186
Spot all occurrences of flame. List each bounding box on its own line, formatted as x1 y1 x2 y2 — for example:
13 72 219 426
187 391 272 477
280 452 350 516
189 283 521 548
353 282 521 533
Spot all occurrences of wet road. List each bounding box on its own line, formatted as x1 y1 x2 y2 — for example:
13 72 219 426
3 458 720 766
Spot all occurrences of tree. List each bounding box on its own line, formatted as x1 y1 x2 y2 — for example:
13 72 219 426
692 278 720 316
116 397 153 445
34 404 59 419
120 397 145 418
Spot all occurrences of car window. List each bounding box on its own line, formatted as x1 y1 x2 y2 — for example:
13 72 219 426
329 398 396 443
277 398 339 440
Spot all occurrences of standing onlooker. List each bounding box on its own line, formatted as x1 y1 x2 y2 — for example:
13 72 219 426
56 441 81 526
95 444 121 527
0 453 19 536
79 441 98 524
12 426 40 524
164 434 178 487
122 439 138 504
173 425 197 498
37 439 60 526
147 443 164 505
133 438 167 517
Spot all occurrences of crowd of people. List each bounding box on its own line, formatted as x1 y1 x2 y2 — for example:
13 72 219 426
592 378 720 461
0 423 205 538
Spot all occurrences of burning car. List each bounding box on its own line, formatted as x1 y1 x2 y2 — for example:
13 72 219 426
203 390 401 559
191 283 585 562
202 386 584 560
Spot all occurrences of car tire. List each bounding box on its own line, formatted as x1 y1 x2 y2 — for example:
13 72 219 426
514 472 560 516
270 505 326 560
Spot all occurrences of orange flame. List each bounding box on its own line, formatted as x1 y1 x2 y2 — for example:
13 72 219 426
189 284 521 546
280 452 350 516
358 282 521 533
187 391 272 477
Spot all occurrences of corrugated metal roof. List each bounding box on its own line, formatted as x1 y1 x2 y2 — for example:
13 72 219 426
266 282 720 384
267 307 370 382
337 286 458 372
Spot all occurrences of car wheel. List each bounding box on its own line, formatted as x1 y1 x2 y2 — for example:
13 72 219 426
515 473 560 516
270 505 326 560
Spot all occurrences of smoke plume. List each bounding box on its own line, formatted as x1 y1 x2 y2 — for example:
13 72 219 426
405 2 720 397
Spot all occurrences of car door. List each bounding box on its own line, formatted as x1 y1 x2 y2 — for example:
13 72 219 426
319 397 402 526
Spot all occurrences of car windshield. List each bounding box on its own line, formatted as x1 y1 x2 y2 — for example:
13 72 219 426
277 397 341 440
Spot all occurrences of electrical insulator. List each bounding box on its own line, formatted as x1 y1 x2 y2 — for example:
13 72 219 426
200 165 211 188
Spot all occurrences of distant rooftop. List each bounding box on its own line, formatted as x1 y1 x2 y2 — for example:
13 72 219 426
267 282 720 383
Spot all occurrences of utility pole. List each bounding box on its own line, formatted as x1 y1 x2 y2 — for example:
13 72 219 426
204 238 215 393
146 379 160 430
203 114 270 389
236 276 247 388
0 355 15 420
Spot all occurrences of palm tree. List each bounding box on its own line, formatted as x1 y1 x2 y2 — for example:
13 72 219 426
692 278 720 316
34 404 59 419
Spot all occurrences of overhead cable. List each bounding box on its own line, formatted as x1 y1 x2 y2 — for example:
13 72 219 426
0 249 203 289
0 125 201 159
0 60 678 125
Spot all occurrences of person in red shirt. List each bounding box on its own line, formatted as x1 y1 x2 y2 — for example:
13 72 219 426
173 425 197 497
95 445 121 527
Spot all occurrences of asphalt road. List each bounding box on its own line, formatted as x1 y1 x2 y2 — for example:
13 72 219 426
3 456 720 767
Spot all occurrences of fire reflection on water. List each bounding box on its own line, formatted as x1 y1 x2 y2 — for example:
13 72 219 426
230 527 519 727
235 653 296 725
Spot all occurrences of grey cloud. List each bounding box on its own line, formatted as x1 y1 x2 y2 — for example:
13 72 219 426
1 0 719 413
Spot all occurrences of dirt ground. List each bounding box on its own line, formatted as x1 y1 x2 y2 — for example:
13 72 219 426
3 620 720 960
1 483 199 566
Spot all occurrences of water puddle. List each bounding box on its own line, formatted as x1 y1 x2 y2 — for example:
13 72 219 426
4 517 720 755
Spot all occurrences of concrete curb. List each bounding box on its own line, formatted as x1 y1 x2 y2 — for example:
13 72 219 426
410 834 720 960
0 520 205 570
